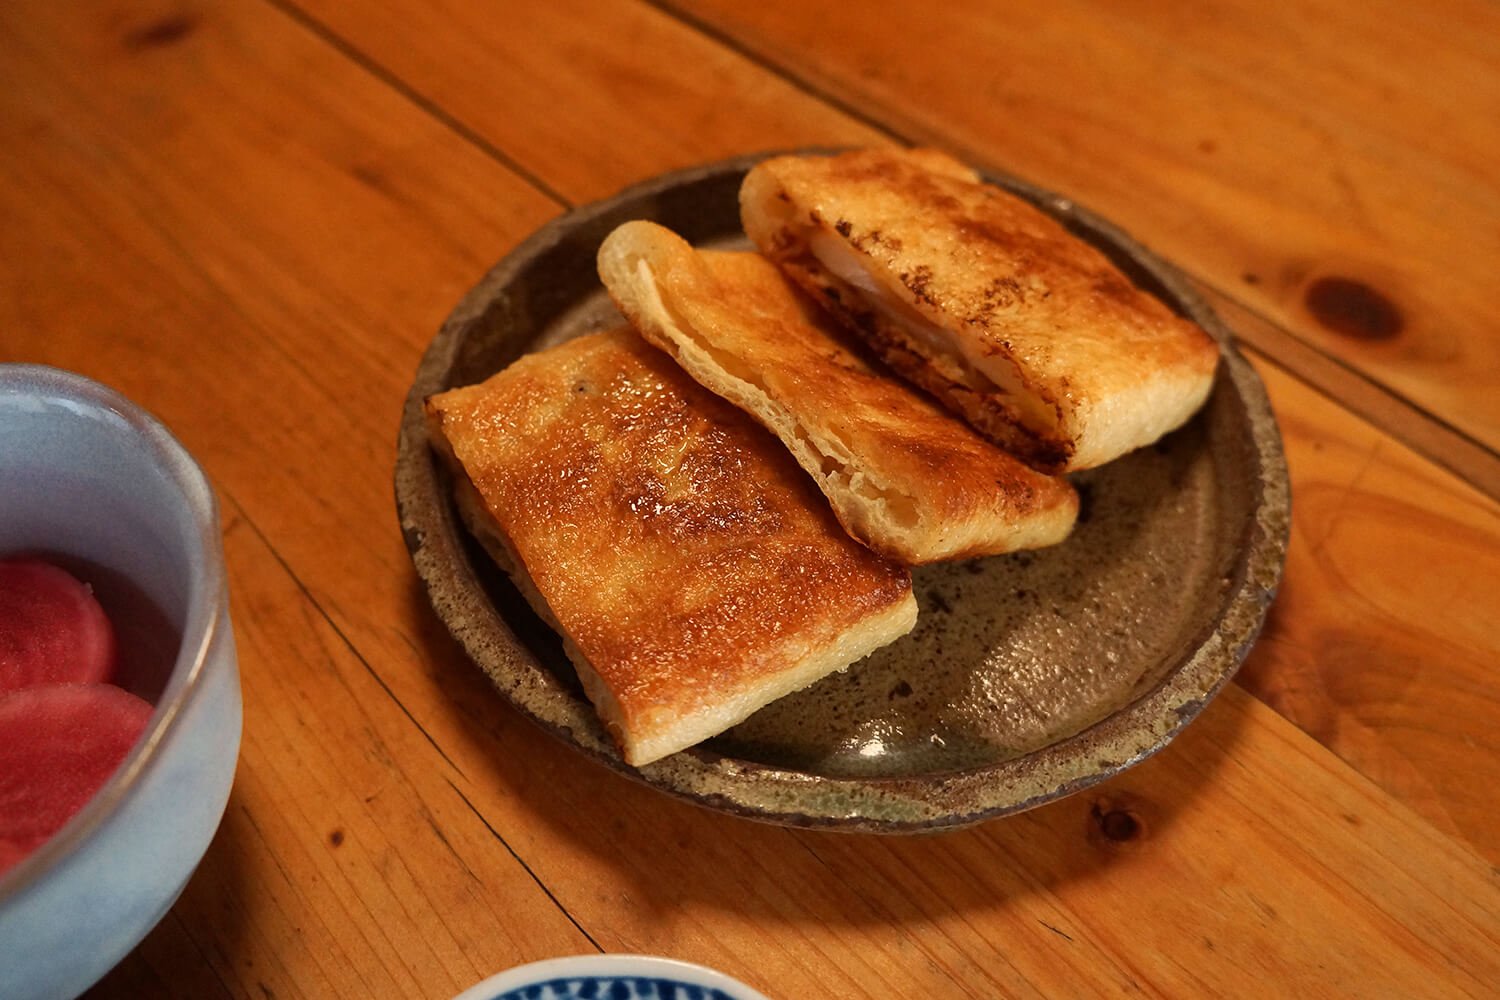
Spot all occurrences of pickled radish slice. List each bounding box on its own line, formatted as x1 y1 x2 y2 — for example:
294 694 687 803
0 559 117 694
0 837 33 876
0 684 153 854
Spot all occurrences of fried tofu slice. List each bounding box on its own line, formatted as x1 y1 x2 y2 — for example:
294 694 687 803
425 329 917 766
740 147 1221 473
598 220 1078 564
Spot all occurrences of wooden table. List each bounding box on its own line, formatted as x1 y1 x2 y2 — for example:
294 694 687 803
5 0 1497 995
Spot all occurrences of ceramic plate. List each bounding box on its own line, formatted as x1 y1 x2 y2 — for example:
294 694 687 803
453 955 768 1000
395 151 1289 832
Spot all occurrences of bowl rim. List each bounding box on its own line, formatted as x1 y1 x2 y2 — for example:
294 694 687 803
0 364 229 901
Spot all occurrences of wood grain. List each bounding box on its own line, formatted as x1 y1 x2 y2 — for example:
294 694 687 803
390 674 1500 998
1240 353 1500 863
91 499 598 998
1209 290 1500 502
285 0 880 203
244 0 1500 859
664 0 1500 454
285 0 1500 492
1 1 594 989
2 0 1497 996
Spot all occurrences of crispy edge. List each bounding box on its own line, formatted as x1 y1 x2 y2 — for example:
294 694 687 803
741 148 1219 471
424 339 919 765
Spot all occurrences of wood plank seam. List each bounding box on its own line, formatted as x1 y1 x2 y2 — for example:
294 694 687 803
639 0 1498 497
202 0 1496 905
446 778 606 954
6 1 1496 990
235 504 469 779
1220 294 1500 501
266 0 1499 502
637 0 909 150
259 0 573 208
257 0 1500 868
227 493 604 955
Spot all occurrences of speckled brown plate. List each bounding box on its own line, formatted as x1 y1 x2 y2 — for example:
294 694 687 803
395 152 1289 833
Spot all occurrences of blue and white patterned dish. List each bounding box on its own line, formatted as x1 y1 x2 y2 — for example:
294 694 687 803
0 365 242 1000
455 956 770 1000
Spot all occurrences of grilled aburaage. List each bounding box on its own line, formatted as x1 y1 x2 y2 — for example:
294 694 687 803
425 330 916 766
426 146 1222 767
740 147 1220 473
598 219 1078 564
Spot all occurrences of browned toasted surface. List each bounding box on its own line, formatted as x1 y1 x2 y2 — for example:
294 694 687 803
424 329 914 760
696 252 1074 530
659 248 1045 518
597 219 1077 562
741 148 1221 471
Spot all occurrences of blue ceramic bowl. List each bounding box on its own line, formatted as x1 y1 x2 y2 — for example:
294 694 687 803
454 956 770 1000
0 365 242 1000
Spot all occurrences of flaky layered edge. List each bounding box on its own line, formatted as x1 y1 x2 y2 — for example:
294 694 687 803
599 221 1077 562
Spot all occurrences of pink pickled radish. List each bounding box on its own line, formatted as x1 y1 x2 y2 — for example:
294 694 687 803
0 837 34 876
0 559 117 693
0 684 153 851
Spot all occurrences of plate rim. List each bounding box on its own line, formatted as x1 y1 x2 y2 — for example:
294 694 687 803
451 954 770 1000
395 149 1290 832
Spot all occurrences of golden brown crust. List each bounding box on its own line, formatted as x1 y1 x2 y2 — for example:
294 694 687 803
424 329 916 765
770 251 1075 472
598 220 1078 563
741 148 1220 472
